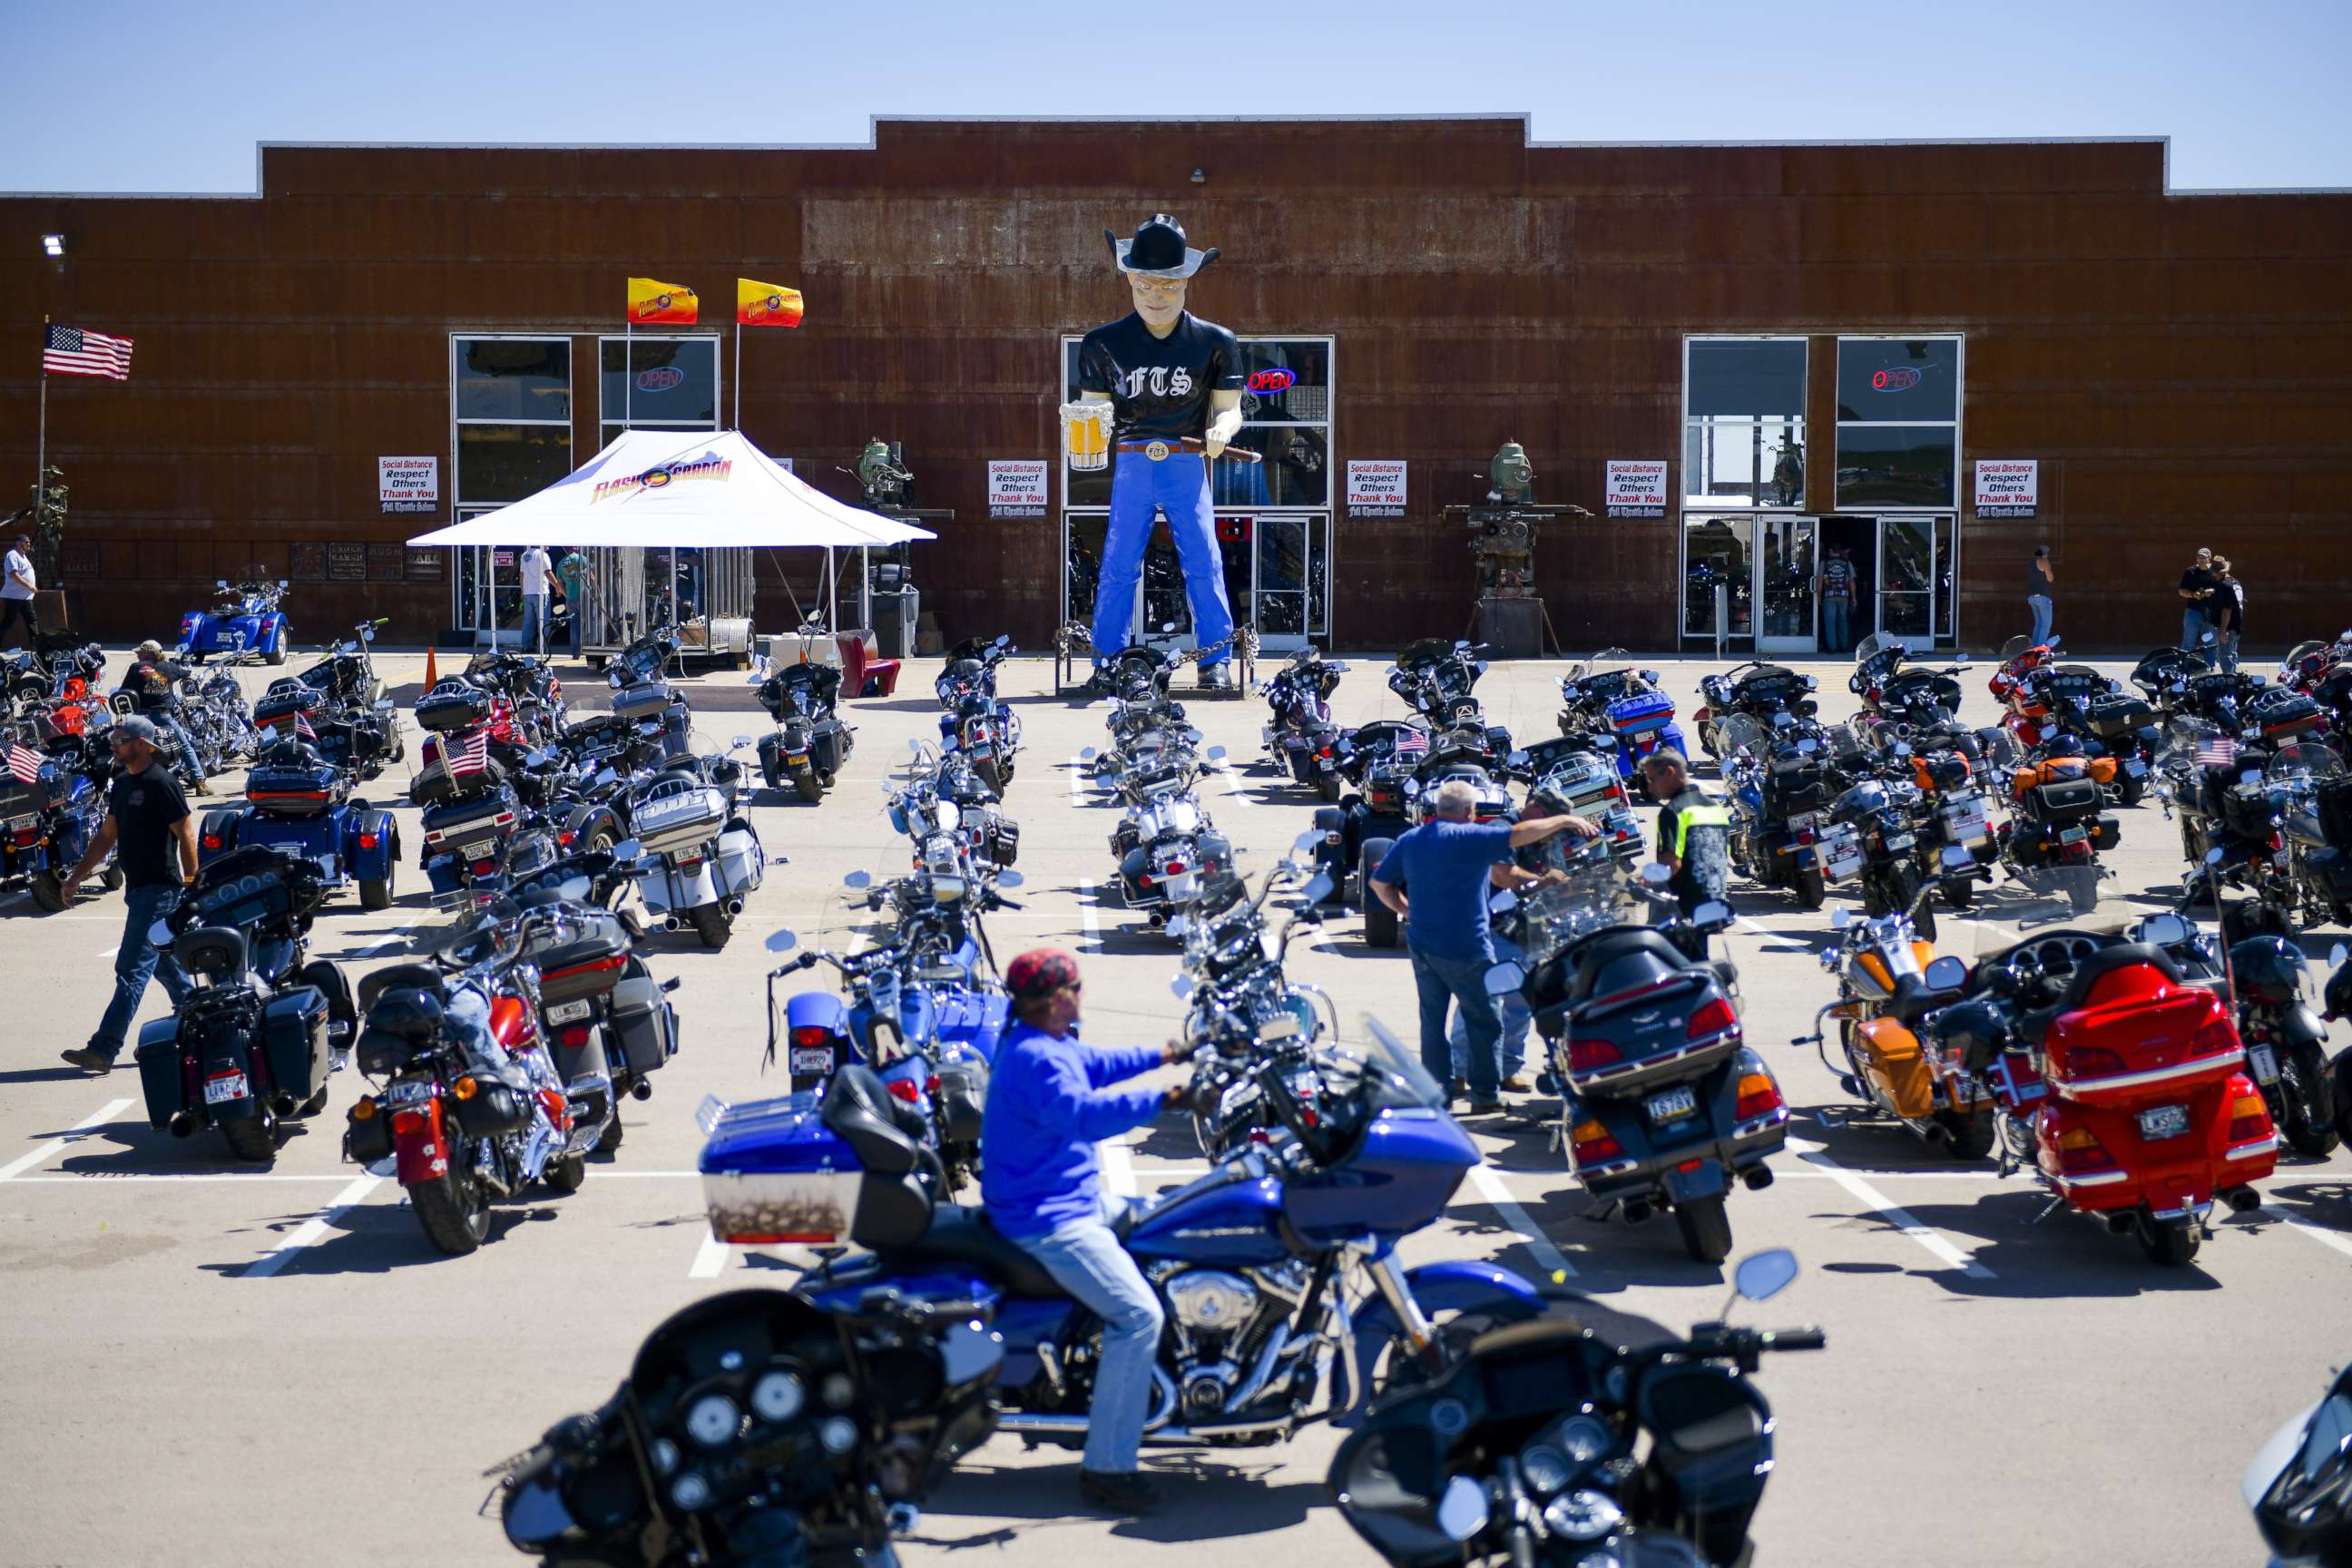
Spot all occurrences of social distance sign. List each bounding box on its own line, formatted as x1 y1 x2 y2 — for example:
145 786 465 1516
988 460 1049 518
379 455 439 514
1345 459 1406 517
1975 459 2038 518
1604 460 1669 518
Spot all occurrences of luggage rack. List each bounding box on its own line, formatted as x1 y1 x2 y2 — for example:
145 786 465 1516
1050 622 1258 699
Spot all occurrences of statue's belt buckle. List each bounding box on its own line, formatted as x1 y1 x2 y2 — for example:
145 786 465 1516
1143 440 1171 462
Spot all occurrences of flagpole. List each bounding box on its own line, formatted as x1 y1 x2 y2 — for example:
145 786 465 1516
625 315 633 430
732 319 741 432
35 314 49 506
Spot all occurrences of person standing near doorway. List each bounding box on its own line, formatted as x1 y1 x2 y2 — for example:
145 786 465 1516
556 547 591 659
2179 546 2216 652
1817 544 1857 654
2209 555 2244 672
517 543 554 654
2028 545 2055 647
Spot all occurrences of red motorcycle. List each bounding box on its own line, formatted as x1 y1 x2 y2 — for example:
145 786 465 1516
1929 929 2277 1265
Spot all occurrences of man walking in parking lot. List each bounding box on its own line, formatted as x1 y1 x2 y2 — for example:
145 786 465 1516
1 530 38 647
58 717 197 1074
1370 780 1596 1114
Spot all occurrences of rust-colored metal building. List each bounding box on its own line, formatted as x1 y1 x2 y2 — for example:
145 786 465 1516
3 116 2347 654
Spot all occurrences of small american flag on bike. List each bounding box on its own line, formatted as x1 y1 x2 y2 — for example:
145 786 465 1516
447 729 491 777
5 743 42 784
2194 735 2239 768
294 711 318 740
1395 730 1428 756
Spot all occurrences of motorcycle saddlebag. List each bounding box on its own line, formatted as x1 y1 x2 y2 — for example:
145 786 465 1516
415 682 492 734
936 1059 989 1143
1605 691 1677 739
984 819 1020 867
715 820 766 898
700 1094 870 1246
422 792 515 856
632 781 729 858
609 975 679 1078
260 986 331 1107
245 759 342 816
344 1100 394 1165
812 725 848 778
534 913 633 1007
1765 760 1828 817
450 1071 530 1137
2022 778 2102 825
2318 777 2352 851
610 680 676 723
133 1017 185 1128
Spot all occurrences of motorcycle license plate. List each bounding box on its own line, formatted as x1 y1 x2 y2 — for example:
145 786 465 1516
1259 1015 1301 1040
2138 1103 2191 1142
2248 1044 2279 1083
1646 1084 1699 1122
547 998 593 1025
203 1070 250 1105
2059 827 2087 844
1883 832 1916 850
2126 759 2149 777
1166 872 1200 900
387 1079 431 1105
790 1045 834 1076
5 814 33 833
463 840 494 861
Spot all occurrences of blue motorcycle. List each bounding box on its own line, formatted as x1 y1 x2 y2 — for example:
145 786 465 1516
197 738 402 910
697 1023 1543 1447
178 578 292 667
0 726 117 912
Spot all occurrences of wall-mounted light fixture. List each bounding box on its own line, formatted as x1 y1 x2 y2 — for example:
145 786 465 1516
40 233 65 258
1190 168 1205 184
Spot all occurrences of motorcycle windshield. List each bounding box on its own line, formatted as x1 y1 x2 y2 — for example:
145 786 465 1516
1357 1019 1446 1112
2266 740 2345 783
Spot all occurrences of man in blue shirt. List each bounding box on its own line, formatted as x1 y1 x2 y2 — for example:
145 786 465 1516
1371 780 1595 1113
981 947 1198 1512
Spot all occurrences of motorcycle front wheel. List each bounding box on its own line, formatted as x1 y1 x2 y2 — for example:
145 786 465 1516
1673 1194 1734 1264
26 871 68 913
1793 866 1827 911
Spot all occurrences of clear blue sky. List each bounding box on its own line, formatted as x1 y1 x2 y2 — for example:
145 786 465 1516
5 0 2346 193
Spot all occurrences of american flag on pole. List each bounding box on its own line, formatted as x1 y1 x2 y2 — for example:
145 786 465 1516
448 729 490 778
2195 735 2239 769
42 325 135 381
1395 729 1429 757
294 711 318 741
5 743 42 785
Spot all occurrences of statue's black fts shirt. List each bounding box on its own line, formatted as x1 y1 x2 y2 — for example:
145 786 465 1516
1077 311 1242 442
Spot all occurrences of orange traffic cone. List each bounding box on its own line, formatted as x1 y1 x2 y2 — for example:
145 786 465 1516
424 645 437 688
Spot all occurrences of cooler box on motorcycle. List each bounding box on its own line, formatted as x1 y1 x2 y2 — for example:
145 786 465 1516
261 985 331 1106
632 781 729 858
1605 691 1677 739
409 750 506 807
2251 689 2329 740
2021 777 2102 825
611 681 676 723
416 682 492 733
245 758 343 816
1765 759 1829 817
699 1093 873 1246
2044 967 2243 1110
251 682 321 735
132 1017 184 1128
609 975 679 1078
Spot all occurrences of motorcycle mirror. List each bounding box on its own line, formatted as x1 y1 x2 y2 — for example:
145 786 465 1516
606 837 642 861
2138 913 2190 947
907 737 923 753
730 734 755 750
1483 959 1525 996
1487 888 1518 914
1693 900 1732 929
994 634 1009 648
361 628 376 643
1171 973 1195 999
1302 872 1335 903
1161 622 1178 633
1797 738 1820 755
1925 955 1969 990
1950 652 1969 665
2205 846 2227 866
1330 661 1350 671
148 918 172 946
936 801 961 832
558 875 594 903
996 870 1025 889
1938 844 1975 872
1207 745 1227 762
844 870 872 888
1831 906 1852 929
1080 747 1098 763
1732 1248 1799 1303
1640 862 1672 888
764 928 799 954
1505 749 1530 769
1436 1476 1490 1544
1292 830 1321 853
2332 944 2348 967
214 579 227 590
1184 727 1204 744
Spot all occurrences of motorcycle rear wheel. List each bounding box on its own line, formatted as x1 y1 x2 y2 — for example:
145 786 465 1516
1316 771 1342 803
2136 1213 2200 1268
793 770 824 803
1673 1194 1734 1264
2280 1045 2342 1158
975 758 1005 795
26 871 68 913
358 860 395 912
2112 769 2146 808
1939 1106 1996 1160
1360 840 1399 948
1793 866 1827 912
542 1151 587 1194
220 1110 277 1164
99 864 125 891
411 1163 490 1254
264 627 287 667
2065 864 2101 915
1941 874 1975 910
691 903 732 949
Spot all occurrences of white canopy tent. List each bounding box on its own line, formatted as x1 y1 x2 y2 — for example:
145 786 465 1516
408 429 933 640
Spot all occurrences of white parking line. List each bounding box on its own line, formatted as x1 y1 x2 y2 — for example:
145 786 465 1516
0 1099 137 1182
1077 877 1102 952
352 916 425 960
2282 1211 2352 1262
690 1229 734 1279
98 945 120 960
241 1172 383 1278
1789 1138 1995 1278
1468 1162 1577 1278
1067 752 1090 808
1732 916 1815 952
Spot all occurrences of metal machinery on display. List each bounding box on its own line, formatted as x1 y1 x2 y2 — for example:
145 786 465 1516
1444 442 1581 659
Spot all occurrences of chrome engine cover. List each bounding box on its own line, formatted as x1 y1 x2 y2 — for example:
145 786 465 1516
1163 1269 1259 1335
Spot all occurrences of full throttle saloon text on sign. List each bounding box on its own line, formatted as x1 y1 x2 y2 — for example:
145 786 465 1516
1975 459 2038 518
1604 460 1670 519
378 456 440 514
1345 460 1407 518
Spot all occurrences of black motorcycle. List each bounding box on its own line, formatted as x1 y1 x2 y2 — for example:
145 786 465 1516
753 657 853 802
1695 661 1818 762
2243 1361 2352 1568
490 1286 1000 1568
130 846 353 1163
1389 639 1512 754
1331 1247 1822 1568
1259 645 1349 800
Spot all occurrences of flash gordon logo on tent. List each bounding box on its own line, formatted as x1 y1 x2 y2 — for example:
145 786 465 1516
591 456 734 505
635 367 685 393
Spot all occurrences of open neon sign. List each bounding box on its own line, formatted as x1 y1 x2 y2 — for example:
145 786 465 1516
1246 368 1297 393
1870 367 1923 392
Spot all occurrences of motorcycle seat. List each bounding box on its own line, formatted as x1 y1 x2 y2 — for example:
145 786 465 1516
2050 942 2181 1013
1560 928 1694 1006
172 924 248 981
876 1205 1068 1299
358 962 445 1015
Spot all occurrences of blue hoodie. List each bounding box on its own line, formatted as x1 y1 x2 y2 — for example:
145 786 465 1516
980 1022 1164 1237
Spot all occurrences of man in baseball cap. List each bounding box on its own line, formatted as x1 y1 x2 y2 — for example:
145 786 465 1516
121 638 206 792
2180 546 2218 652
59 713 198 1073
981 947 1199 1511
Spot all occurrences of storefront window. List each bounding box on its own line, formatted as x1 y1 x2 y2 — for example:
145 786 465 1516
599 335 721 446
1683 516 1755 640
1684 338 1807 507
1836 337 1961 508
455 338 571 423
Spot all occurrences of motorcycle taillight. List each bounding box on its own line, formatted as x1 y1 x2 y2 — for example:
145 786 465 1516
2226 1090 2273 1145
1735 1071 1785 1122
791 1024 833 1049
886 1080 922 1105
1568 1117 1624 1164
1686 996 1740 1041
1567 1038 1620 1072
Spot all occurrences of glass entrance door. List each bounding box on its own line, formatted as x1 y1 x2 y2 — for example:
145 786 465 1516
453 534 522 644
1876 516 1936 643
1756 516 1818 653
1062 509 1328 653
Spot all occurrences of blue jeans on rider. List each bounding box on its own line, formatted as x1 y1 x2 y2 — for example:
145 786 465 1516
1451 932 1529 1082
1021 1191 1164 1474
1090 451 1235 669
1820 598 1850 654
2182 608 2207 653
91 883 193 1061
1414 946 1502 1103
2217 632 2239 673
519 593 547 656
2028 594 2053 648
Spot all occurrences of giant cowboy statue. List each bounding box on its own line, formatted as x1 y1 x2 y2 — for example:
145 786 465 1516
1061 214 1245 692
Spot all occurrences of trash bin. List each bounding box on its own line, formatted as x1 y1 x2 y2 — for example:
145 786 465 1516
874 588 918 660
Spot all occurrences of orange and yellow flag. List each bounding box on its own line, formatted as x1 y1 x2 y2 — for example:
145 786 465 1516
626 277 699 325
738 278 805 328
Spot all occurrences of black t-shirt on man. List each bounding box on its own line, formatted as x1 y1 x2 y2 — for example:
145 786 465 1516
109 766 190 888
1077 311 1243 442
2210 577 2243 636
2180 566 2214 606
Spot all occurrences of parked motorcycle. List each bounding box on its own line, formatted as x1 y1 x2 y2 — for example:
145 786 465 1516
1693 661 1818 761
753 654 854 802
1817 769 1945 938
178 577 292 666
2243 1361 2352 1568
606 623 694 760
1984 727 2119 914
1796 903 1988 1156
196 733 404 910
0 722 116 911
1331 1247 1822 1568
1259 645 1350 799
1717 714 1838 910
936 635 1021 793
626 744 766 947
1926 928 2278 1265
1389 639 1513 754
130 846 352 1162
1559 647 1689 800
489 1286 999 1568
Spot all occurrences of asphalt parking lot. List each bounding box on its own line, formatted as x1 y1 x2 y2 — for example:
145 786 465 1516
2 645 2345 1568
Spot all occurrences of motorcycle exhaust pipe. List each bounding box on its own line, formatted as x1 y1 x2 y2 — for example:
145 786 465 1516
2104 1211 2137 1235
168 1111 197 1138
630 1080 653 1102
270 1093 297 1118
1740 1165 1775 1191
1622 1199 1654 1225
724 897 743 918
662 914 681 932
1148 911 1167 928
1918 1120 1950 1144
2223 1185 2261 1214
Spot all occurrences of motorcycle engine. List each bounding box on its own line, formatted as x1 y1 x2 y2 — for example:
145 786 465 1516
1165 1269 1258 1338
1157 1262 1314 1421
